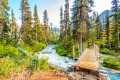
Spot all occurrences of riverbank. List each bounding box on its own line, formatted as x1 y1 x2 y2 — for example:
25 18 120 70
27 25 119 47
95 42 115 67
3 44 113 80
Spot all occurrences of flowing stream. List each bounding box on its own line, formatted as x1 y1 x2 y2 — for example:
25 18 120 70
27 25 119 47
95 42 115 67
36 45 120 80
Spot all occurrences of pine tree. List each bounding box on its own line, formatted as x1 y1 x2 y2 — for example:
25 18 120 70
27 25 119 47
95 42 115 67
48 27 52 43
43 10 49 43
0 0 10 35
55 29 58 41
111 0 120 47
33 5 40 42
11 9 17 39
18 0 25 44
105 10 111 47
60 6 64 39
51 27 55 42
19 0 32 44
23 0 32 43
71 0 94 54
92 12 102 44
64 0 70 39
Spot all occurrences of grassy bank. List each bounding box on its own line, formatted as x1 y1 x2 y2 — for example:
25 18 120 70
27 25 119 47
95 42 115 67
0 43 57 79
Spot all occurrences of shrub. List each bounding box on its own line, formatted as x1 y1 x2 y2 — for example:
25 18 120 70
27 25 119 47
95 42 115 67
0 57 19 79
33 43 46 52
52 40 59 44
100 48 119 56
19 42 34 53
0 57 31 79
70 52 79 58
103 57 120 70
56 46 68 56
100 43 107 48
32 56 50 72
0 35 17 46
19 42 46 53
0 45 25 58
56 43 79 58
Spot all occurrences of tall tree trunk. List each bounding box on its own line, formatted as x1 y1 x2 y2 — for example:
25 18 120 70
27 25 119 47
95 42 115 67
108 28 111 48
79 25 83 54
116 17 119 47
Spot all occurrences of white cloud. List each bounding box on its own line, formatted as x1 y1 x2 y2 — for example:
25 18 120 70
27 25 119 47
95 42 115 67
92 0 112 14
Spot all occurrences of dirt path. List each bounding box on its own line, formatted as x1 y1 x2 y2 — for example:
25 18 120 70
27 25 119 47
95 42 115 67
30 70 69 80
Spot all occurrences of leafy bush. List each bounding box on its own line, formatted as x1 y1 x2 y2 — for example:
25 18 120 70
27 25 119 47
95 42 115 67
70 52 79 58
33 43 46 52
19 42 46 53
0 57 30 79
19 43 34 53
100 48 119 56
32 55 58 73
103 57 120 70
32 56 49 72
56 44 79 58
56 46 68 56
0 35 17 46
0 55 57 79
52 40 59 44
100 43 107 48
0 45 25 58
23 37 36 46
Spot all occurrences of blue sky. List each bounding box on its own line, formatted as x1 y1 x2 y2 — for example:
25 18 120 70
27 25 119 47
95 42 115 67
8 0 112 28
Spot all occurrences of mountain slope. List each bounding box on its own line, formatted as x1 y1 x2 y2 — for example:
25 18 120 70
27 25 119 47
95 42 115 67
99 10 113 22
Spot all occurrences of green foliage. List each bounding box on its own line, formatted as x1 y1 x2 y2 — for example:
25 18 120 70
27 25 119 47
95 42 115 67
0 55 58 79
100 43 107 49
0 45 25 58
0 57 19 78
49 65 58 71
0 35 17 46
103 57 120 70
52 40 59 44
100 48 120 56
23 37 36 46
32 55 58 73
0 57 30 79
56 43 79 58
19 42 34 53
19 42 46 53
33 43 46 52
32 56 49 72
56 46 68 56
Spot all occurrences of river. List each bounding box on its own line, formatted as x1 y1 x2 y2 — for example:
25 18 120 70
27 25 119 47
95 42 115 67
36 45 120 80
